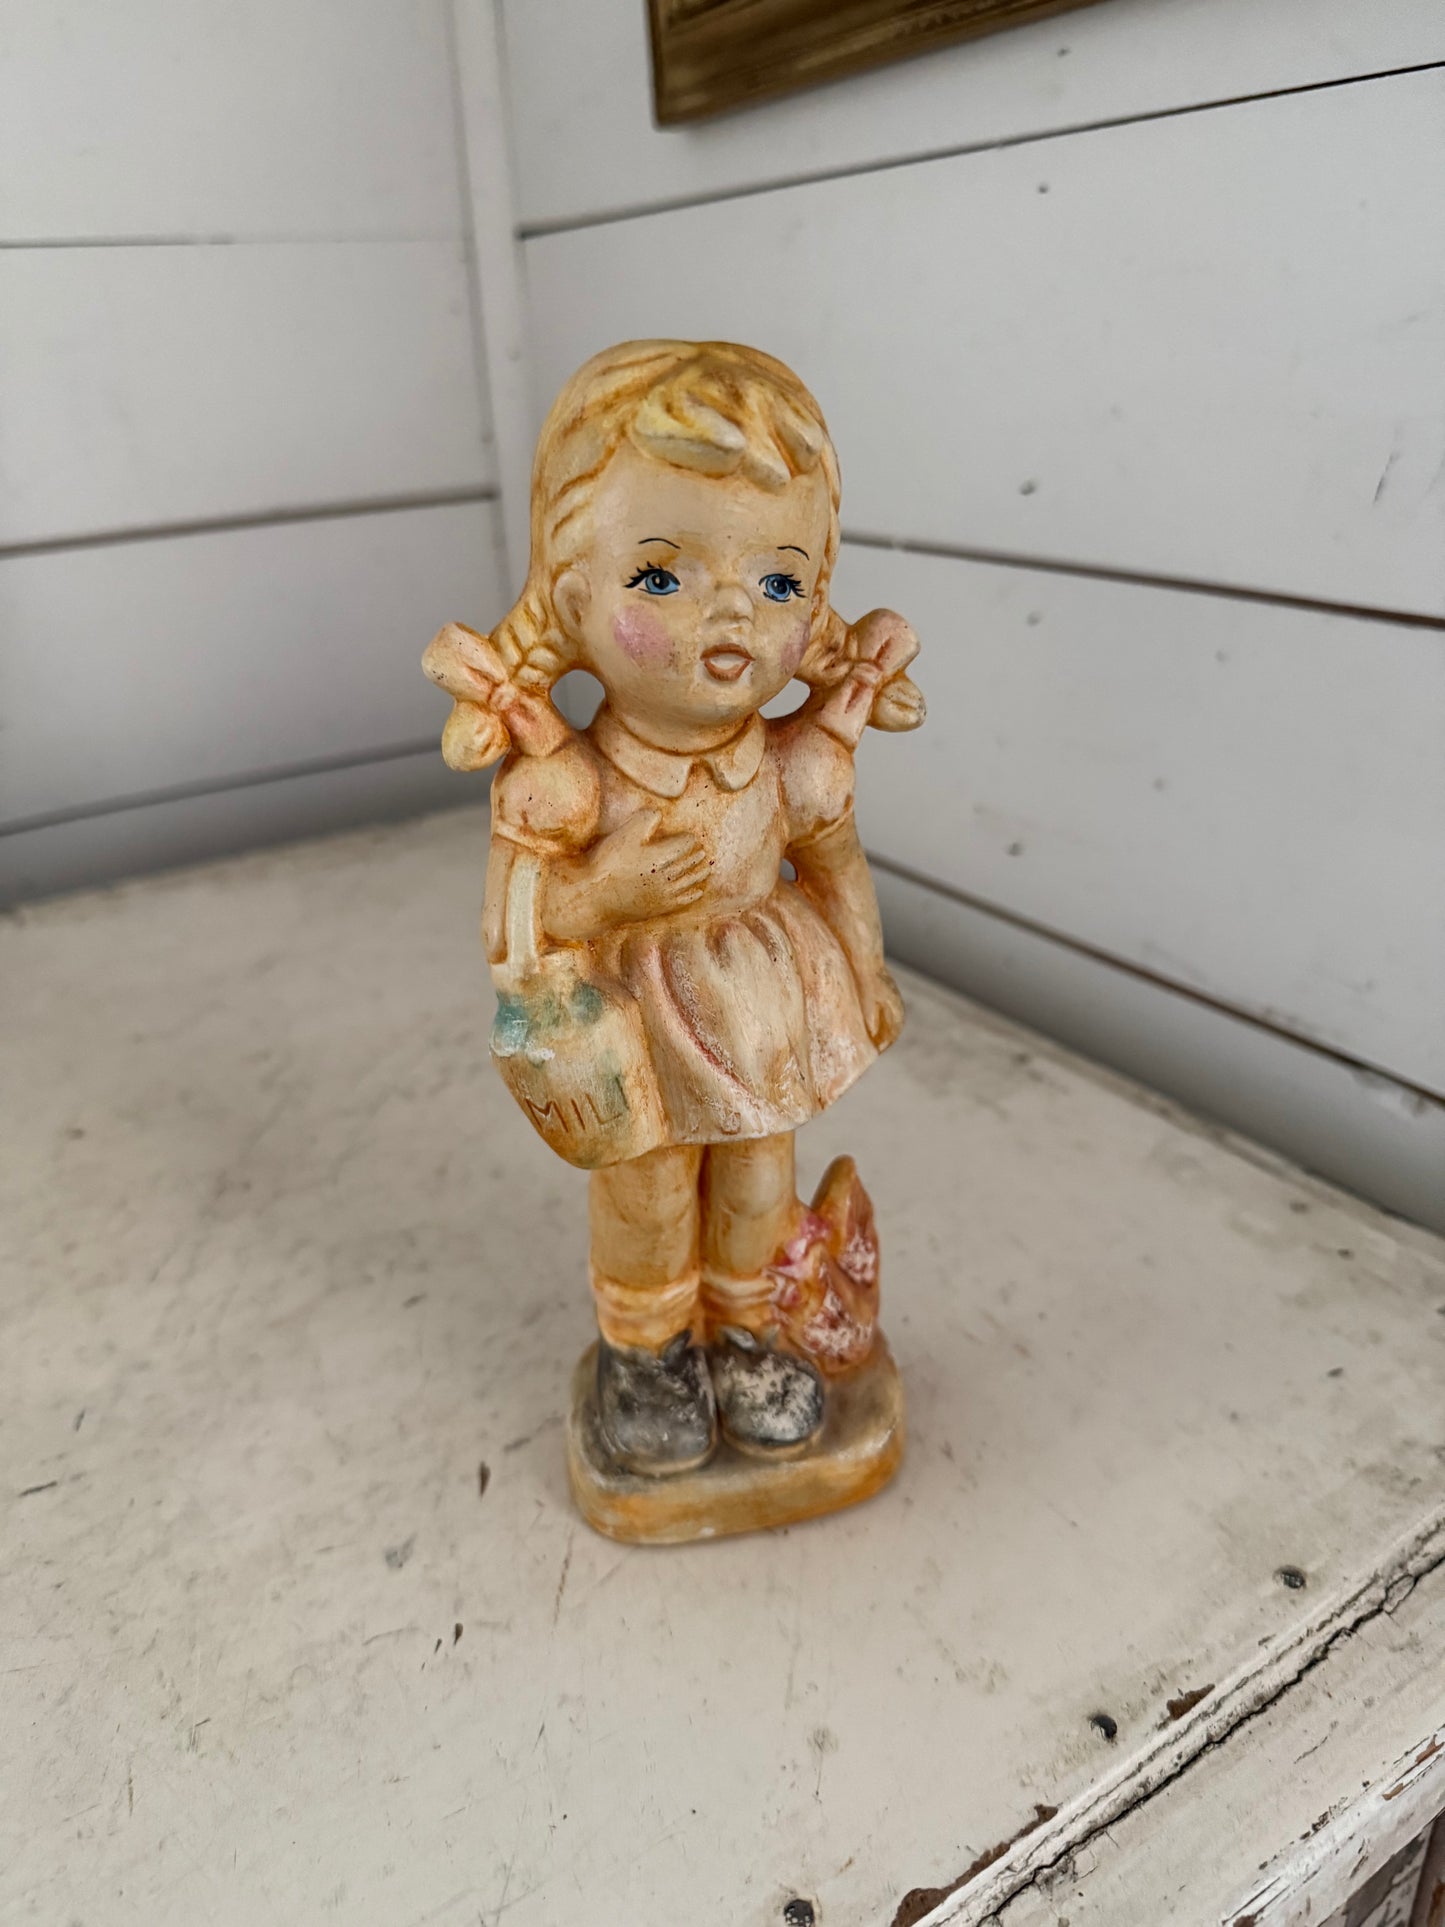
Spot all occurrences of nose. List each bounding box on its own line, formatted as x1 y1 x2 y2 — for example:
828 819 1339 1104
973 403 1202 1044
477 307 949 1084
709 579 752 624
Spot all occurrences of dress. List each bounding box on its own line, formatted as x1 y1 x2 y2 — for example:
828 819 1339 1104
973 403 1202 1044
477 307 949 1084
487 705 883 1158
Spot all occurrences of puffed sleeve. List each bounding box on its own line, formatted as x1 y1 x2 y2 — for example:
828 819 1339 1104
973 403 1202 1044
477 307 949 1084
489 739 601 856
772 713 856 851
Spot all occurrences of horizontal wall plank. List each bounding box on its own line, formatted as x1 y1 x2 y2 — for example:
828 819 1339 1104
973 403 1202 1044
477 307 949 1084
0 502 501 826
833 540 1445 1095
0 0 462 242
556 576 1443 1097
524 69 1445 618
0 243 491 548
505 0 1445 232
875 863 1445 1235
0 760 474 909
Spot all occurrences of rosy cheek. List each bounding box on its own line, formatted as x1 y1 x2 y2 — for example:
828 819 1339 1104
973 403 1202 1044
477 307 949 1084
612 603 674 667
782 617 810 679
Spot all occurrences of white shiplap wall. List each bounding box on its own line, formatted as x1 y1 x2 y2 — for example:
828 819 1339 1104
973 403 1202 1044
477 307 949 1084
4 3 1441 1229
0 0 520 898
501 0 1445 1227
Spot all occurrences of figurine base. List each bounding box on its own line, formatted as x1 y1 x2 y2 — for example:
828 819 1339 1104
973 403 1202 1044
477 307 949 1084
566 1336 904 1545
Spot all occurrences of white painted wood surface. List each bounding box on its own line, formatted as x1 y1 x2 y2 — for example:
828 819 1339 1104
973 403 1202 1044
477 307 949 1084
0 0 463 243
0 1 508 898
0 753 467 910
5 811 1444 1927
991 1588 1445 1927
874 864 1445 1238
0 503 503 825
451 0 537 591
524 68 1445 618
831 542 1445 1096
504 0 1445 232
1412 1822 1445 1927
1322 1832 1434 1927
0 244 491 548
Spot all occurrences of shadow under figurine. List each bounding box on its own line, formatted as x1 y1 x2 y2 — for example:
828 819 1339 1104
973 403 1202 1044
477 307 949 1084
423 339 924 1543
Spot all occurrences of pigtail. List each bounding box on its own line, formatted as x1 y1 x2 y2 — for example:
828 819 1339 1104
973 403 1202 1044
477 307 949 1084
796 602 926 736
423 580 576 772
796 604 852 692
439 699 510 771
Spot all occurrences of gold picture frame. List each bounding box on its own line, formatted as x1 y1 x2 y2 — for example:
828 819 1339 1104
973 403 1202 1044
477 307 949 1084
647 0 1105 124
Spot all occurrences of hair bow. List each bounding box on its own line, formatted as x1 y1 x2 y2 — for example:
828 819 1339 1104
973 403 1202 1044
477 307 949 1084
813 610 926 751
422 623 572 770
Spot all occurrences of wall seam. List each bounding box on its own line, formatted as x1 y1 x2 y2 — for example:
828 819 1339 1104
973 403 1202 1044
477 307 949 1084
0 741 446 839
870 850 1445 1110
515 57 1445 238
840 531 1445 634
0 489 499 563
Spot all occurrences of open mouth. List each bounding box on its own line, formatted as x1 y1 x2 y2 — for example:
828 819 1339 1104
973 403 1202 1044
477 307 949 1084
701 645 753 684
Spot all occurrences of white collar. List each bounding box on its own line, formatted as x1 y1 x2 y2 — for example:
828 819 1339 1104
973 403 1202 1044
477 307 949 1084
590 707 766 800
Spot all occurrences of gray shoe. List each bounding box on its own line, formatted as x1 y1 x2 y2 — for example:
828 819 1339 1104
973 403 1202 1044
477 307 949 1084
710 1328 825 1458
596 1330 718 1477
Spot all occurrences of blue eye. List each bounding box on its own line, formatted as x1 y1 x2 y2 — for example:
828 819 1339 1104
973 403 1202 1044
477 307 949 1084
760 571 804 603
625 565 680 596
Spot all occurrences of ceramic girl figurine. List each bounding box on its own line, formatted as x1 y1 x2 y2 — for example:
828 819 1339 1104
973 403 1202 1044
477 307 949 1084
423 340 923 1541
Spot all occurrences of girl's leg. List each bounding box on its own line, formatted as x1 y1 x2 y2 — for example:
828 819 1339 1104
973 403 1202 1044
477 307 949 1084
701 1132 824 1457
589 1143 716 1476
700 1131 797 1338
589 1142 704 1351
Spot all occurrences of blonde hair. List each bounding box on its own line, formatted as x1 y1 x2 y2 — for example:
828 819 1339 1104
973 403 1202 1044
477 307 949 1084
428 339 857 769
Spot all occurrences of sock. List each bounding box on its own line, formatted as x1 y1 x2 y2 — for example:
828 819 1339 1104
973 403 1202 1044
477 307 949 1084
590 1266 700 1353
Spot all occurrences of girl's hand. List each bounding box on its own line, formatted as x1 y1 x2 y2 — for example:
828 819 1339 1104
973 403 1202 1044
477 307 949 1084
857 962 906 1050
544 809 712 943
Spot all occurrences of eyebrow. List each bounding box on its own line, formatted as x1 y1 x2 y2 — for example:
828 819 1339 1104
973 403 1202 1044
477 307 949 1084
778 544 809 559
636 535 679 548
